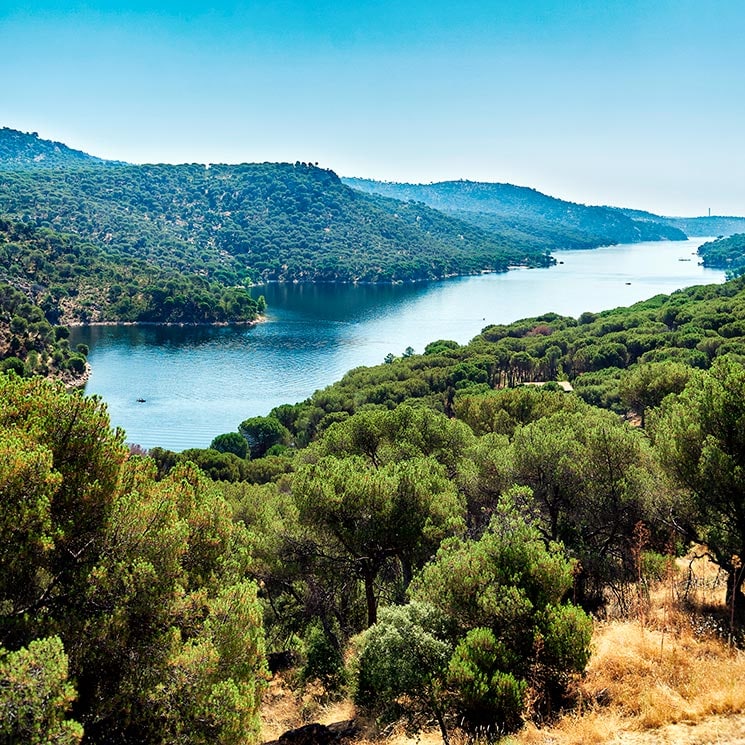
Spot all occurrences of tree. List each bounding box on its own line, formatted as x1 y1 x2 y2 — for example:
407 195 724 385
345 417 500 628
353 603 453 744
619 360 692 426
211 432 249 459
0 636 82 745
0 376 268 744
511 408 662 607
393 498 592 737
238 415 290 459
293 455 464 627
412 496 577 642
651 357 745 613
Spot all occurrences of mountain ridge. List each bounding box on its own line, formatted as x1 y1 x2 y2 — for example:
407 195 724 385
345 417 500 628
342 177 687 249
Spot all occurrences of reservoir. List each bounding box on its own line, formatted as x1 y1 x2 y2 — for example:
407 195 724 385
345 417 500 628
72 238 725 451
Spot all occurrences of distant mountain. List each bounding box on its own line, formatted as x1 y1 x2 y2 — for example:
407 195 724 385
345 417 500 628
0 127 119 169
342 178 687 249
619 208 745 238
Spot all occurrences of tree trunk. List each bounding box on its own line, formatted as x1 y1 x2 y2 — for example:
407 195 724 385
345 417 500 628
364 569 377 627
725 568 745 621
400 556 413 592
431 699 450 745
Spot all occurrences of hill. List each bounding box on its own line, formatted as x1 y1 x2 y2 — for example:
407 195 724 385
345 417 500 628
619 207 745 238
0 127 115 169
342 177 687 250
0 129 554 285
0 281 88 383
252 274 745 447
697 233 745 276
0 217 262 326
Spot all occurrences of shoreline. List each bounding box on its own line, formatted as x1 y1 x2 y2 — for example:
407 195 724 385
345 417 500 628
63 314 267 329
61 361 92 390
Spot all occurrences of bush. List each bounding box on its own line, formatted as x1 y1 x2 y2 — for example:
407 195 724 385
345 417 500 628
301 620 346 694
353 603 452 739
447 628 526 733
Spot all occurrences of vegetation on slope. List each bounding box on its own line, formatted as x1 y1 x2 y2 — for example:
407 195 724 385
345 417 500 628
0 282 87 382
9 272 745 741
0 376 268 744
0 127 113 169
220 276 745 449
343 178 687 250
0 217 263 325
697 233 745 276
0 129 555 285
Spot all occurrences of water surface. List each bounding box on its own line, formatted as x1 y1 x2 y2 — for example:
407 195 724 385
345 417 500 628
72 238 724 450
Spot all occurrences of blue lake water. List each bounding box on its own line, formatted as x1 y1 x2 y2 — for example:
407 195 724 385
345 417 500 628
71 238 725 451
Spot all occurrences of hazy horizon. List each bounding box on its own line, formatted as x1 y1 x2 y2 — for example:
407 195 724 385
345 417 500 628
2 0 743 217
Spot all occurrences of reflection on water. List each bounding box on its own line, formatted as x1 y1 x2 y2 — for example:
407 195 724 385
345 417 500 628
71 239 724 451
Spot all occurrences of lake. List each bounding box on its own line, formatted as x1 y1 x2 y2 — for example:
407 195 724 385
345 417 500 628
71 238 725 451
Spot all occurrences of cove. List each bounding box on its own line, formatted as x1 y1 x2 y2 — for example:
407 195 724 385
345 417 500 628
71 238 725 451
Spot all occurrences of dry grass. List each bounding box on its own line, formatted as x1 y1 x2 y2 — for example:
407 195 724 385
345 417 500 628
261 551 745 745
515 551 745 745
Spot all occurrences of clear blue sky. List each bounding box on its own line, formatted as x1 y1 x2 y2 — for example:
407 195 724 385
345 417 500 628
2 0 743 216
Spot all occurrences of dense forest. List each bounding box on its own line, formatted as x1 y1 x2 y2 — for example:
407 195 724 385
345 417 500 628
0 129 555 287
0 218 263 325
7 271 745 742
343 178 687 250
697 233 745 276
0 281 87 381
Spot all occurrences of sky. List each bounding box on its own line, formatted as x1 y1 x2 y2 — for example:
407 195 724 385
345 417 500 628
1 0 744 216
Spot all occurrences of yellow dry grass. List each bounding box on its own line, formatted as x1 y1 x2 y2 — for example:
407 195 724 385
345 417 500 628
261 551 745 745
515 551 745 745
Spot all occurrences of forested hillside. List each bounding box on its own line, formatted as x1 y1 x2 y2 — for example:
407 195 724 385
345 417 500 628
0 129 555 285
343 177 687 250
0 282 87 382
222 275 745 448
698 233 745 276
0 127 113 169
8 274 745 743
0 218 262 325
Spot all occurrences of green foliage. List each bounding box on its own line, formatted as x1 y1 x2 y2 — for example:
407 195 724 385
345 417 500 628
0 217 261 325
447 628 526 734
301 620 346 692
0 155 554 289
537 604 594 675
343 178 687 249
0 281 86 381
353 501 590 739
698 233 745 275
294 452 465 626
0 376 268 744
239 415 291 459
211 431 250 458
510 408 664 607
650 357 745 609
273 277 745 447
0 636 83 745
455 385 584 437
353 603 453 740
410 500 592 730
619 360 693 425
